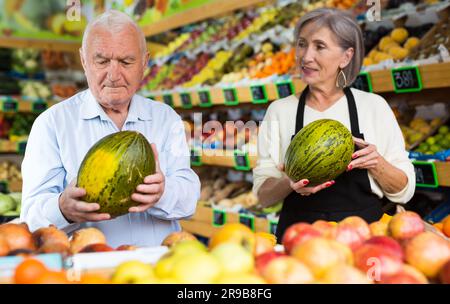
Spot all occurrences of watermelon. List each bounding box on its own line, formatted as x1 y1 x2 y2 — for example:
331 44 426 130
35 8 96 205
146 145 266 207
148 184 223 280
77 131 155 217
284 119 354 186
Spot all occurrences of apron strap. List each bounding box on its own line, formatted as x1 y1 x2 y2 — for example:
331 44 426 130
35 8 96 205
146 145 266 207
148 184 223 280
293 86 363 139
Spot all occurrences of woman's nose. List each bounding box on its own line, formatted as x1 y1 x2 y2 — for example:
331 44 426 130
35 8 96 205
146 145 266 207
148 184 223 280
301 46 314 64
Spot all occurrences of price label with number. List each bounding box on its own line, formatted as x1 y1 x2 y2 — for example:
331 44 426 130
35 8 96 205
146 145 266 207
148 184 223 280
276 81 294 99
190 149 202 166
180 93 193 109
250 85 268 104
212 209 227 227
1 100 18 112
0 180 8 193
391 66 422 93
198 90 212 107
32 102 47 113
17 141 27 154
239 214 255 231
163 94 174 107
352 72 373 92
234 150 250 171
413 161 438 188
268 220 278 235
223 88 238 106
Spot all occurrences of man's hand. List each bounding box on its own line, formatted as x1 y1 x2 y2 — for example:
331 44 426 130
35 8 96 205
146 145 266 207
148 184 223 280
347 137 382 172
129 143 165 213
277 164 335 197
59 180 111 223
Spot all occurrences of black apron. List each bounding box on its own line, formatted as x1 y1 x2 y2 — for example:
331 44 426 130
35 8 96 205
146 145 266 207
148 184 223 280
276 86 383 241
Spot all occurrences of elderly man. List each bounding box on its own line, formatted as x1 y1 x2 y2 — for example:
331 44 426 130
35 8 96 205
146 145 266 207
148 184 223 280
20 10 200 247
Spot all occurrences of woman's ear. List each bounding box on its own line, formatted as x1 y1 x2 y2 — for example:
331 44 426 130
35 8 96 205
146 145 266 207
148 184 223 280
340 48 355 69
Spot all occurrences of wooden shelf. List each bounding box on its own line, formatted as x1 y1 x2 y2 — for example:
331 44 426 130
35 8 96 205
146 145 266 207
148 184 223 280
435 162 450 187
0 140 26 154
0 98 58 113
141 0 267 37
180 205 275 238
192 149 257 171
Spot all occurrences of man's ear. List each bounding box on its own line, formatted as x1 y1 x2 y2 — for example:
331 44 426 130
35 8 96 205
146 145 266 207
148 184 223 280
143 51 150 68
79 48 87 72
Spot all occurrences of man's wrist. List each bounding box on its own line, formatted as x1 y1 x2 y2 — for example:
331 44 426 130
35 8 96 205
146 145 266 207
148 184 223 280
58 193 74 224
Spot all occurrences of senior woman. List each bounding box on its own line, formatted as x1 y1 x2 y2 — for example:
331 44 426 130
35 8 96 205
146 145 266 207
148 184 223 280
253 8 415 241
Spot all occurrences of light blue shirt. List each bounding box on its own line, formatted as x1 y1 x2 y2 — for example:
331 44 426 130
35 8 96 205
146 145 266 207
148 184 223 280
20 89 200 248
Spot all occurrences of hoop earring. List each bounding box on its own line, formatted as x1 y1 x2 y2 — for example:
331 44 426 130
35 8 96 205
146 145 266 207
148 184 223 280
336 69 347 88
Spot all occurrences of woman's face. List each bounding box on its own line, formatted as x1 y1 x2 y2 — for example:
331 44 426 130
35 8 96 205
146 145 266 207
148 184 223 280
296 22 353 89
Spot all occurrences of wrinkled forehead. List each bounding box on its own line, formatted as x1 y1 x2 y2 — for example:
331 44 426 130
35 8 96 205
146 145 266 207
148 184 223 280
296 19 338 44
85 25 142 56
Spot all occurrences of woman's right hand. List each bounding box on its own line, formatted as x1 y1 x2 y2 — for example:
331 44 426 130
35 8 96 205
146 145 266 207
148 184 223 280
277 164 335 196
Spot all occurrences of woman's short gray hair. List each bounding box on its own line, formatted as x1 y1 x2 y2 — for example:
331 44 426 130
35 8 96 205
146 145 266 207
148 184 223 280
81 10 147 59
294 8 364 86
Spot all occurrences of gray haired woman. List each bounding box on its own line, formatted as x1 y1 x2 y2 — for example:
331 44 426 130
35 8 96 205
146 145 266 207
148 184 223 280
252 8 415 241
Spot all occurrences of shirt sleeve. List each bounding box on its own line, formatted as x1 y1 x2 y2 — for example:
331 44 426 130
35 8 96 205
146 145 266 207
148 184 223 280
20 112 76 232
147 111 200 220
252 103 284 196
373 96 416 204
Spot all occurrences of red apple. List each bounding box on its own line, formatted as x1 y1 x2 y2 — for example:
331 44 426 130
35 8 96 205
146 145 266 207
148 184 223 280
261 256 314 284
388 211 425 241
326 223 366 251
116 245 137 251
282 223 321 254
364 236 404 261
312 220 334 235
353 244 403 282
405 232 450 279
380 264 428 284
340 216 371 240
255 251 286 275
439 259 450 284
79 243 114 253
369 221 388 236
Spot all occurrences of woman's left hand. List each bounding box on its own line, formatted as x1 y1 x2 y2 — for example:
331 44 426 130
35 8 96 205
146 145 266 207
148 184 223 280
347 137 382 171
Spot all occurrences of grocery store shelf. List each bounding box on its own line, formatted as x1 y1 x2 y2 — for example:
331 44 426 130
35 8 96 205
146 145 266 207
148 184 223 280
141 0 267 37
0 140 26 154
191 149 257 171
0 98 58 113
148 62 450 108
180 205 275 238
435 162 450 187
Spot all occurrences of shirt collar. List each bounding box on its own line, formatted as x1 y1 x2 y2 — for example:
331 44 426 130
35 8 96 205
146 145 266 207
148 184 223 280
80 89 152 122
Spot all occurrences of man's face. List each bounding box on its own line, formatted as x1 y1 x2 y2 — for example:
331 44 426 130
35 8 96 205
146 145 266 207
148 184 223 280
81 25 148 109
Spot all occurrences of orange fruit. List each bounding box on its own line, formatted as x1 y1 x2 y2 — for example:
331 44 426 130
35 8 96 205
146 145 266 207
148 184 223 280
433 222 443 232
14 258 48 284
34 271 70 284
80 273 111 284
442 216 450 237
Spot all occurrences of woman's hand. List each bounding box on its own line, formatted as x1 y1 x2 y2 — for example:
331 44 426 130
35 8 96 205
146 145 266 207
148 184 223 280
347 137 382 172
278 164 335 196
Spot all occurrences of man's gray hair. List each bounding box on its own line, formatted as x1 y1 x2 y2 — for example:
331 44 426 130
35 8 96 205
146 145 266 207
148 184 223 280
294 8 364 86
81 10 147 59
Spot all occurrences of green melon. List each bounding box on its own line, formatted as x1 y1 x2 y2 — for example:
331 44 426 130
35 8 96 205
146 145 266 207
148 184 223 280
77 131 155 217
284 119 354 186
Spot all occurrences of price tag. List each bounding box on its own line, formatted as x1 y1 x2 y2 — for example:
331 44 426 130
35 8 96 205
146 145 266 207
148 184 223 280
352 72 373 92
268 220 278 235
180 92 193 109
1 100 18 113
0 180 8 193
16 141 27 154
198 90 212 108
250 85 268 104
163 94 174 107
212 209 227 227
413 161 438 188
32 102 47 113
276 81 294 99
223 88 238 106
239 214 255 231
391 66 422 93
233 150 250 171
190 149 202 166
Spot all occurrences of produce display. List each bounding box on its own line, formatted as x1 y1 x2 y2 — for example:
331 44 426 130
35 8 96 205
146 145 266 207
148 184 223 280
0 192 21 217
0 161 21 186
285 119 354 185
77 131 156 217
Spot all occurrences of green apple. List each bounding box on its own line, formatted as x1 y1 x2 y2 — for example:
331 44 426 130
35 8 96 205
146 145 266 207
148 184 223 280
112 261 155 284
172 252 222 283
216 274 266 284
211 243 254 275
171 240 207 256
154 252 181 278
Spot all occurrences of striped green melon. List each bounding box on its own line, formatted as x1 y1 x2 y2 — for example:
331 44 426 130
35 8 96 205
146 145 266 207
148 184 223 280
284 119 354 186
77 131 155 217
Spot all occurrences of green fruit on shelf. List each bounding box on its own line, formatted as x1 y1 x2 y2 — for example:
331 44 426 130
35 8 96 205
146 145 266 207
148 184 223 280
438 125 449 135
426 137 436 145
434 134 444 142
430 144 442 153
0 193 15 215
